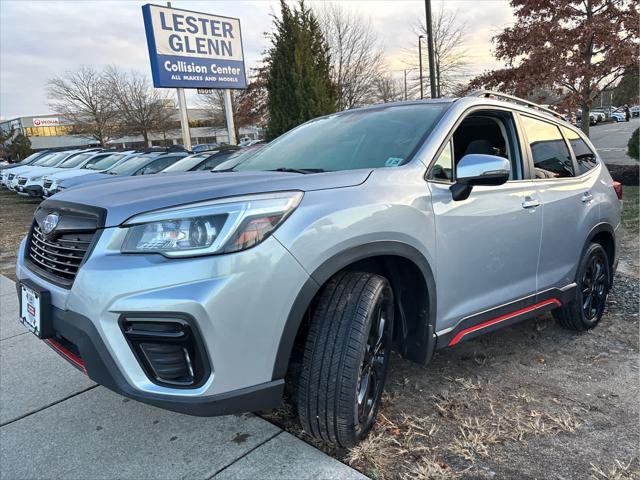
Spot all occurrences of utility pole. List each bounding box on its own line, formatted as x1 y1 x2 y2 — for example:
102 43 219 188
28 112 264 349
167 1 192 150
418 35 424 100
425 0 437 98
404 70 408 101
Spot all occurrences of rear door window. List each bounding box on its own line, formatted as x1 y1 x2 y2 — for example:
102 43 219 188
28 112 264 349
562 127 598 175
521 115 574 179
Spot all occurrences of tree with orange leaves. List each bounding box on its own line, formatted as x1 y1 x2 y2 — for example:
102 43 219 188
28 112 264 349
470 0 638 135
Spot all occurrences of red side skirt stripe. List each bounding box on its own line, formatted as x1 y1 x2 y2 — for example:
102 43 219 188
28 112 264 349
45 338 88 375
448 298 562 346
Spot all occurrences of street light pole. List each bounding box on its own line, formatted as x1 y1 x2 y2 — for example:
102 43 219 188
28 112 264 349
425 0 437 98
404 70 408 101
418 35 425 100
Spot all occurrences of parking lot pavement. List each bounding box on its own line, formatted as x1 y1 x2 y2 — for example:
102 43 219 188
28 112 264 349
590 117 639 165
0 275 367 480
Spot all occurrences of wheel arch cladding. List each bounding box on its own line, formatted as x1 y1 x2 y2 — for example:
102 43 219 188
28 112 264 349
585 222 616 281
271 241 437 380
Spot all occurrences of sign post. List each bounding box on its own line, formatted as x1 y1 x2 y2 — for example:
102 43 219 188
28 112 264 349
223 89 236 144
142 3 247 146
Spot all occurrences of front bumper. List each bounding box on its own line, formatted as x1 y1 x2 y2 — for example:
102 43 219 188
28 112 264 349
16 230 310 415
16 183 43 197
27 300 284 415
42 186 58 198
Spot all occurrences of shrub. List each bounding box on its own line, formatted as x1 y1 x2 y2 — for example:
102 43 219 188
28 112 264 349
628 128 639 160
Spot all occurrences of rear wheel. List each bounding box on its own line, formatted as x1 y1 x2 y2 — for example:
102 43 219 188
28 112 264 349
297 271 394 447
553 243 610 331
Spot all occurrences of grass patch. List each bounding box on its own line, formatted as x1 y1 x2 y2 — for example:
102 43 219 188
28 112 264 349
621 186 638 233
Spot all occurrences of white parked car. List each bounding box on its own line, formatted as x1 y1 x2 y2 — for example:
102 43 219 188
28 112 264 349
42 151 136 197
9 150 84 194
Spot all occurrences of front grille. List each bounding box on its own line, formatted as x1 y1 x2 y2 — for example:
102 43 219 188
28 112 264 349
17 177 27 185
27 224 95 282
43 179 53 189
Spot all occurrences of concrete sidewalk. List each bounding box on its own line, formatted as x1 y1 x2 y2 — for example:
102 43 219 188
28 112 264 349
0 275 366 480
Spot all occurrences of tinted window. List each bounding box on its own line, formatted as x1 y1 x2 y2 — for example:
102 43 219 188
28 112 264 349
562 127 597 175
429 141 453 181
108 154 159 176
521 116 574 178
58 152 94 168
234 104 448 173
161 154 209 172
136 155 183 175
38 152 72 167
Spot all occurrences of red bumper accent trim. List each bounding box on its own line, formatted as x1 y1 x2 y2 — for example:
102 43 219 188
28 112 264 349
45 338 87 375
448 298 561 346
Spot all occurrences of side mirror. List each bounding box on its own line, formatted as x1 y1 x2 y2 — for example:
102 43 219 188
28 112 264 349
450 154 511 201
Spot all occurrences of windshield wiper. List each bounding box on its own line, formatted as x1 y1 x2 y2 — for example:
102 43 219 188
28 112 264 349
270 168 325 174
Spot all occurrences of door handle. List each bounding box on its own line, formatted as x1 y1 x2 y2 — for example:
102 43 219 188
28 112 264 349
582 192 594 203
522 197 541 209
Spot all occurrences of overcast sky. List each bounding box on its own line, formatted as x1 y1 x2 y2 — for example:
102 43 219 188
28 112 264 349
0 0 514 120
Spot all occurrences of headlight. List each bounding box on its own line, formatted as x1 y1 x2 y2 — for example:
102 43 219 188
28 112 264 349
121 191 303 257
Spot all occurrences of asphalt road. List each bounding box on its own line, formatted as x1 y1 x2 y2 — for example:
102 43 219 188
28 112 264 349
589 117 639 165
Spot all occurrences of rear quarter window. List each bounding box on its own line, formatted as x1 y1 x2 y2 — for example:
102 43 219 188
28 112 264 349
562 127 598 175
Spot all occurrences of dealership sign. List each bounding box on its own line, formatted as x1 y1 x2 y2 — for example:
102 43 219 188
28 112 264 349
142 4 247 89
32 118 60 127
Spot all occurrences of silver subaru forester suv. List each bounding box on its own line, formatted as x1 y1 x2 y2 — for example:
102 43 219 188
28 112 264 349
16 92 621 447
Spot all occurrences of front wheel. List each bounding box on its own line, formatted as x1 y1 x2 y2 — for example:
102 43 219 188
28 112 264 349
553 243 610 331
297 271 394 447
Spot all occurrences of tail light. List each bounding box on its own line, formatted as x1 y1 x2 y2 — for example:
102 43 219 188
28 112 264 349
612 181 622 200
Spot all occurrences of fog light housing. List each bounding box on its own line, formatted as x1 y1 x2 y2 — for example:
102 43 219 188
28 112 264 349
119 314 210 388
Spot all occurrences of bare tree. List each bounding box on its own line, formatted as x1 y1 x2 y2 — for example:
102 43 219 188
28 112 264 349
403 6 469 98
372 74 405 103
315 3 386 110
105 67 174 147
47 66 121 146
197 90 240 141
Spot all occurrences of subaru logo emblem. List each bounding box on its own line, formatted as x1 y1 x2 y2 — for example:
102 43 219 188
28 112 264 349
42 213 60 235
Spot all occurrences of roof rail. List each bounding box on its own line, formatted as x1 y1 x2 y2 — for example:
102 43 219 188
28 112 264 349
467 90 565 120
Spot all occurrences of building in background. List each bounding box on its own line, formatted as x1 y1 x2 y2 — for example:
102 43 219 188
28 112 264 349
0 110 262 150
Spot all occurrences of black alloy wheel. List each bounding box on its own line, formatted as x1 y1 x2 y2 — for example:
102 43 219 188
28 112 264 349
580 250 608 322
356 299 392 433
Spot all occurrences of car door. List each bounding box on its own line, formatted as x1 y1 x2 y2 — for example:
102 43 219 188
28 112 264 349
519 114 601 292
428 109 542 333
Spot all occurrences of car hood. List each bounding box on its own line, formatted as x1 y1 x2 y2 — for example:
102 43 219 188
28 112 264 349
46 169 95 181
11 166 62 178
59 172 111 188
51 169 372 227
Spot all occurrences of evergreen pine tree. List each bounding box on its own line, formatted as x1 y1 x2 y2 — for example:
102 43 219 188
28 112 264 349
265 0 337 140
7 133 32 161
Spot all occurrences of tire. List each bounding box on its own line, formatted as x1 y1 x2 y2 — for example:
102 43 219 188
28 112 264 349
553 243 610 331
297 271 394 447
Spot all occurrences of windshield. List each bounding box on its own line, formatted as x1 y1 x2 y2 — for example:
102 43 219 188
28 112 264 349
161 154 209 172
213 146 266 171
85 153 127 170
58 152 95 168
233 104 447 173
107 154 158 176
18 152 45 165
38 152 74 167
